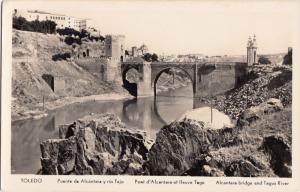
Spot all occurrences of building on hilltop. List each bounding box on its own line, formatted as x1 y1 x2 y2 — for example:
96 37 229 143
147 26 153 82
131 46 138 57
13 9 93 31
105 35 126 61
13 9 67 28
247 34 258 65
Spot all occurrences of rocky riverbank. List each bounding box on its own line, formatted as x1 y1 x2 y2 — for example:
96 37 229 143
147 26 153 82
12 93 132 121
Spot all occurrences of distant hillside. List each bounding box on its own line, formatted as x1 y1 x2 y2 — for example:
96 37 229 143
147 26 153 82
205 53 286 65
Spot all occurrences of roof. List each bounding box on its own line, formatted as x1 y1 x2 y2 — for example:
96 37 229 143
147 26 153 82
27 10 66 16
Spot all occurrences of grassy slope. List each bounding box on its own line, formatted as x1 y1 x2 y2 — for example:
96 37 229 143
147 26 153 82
210 106 291 177
194 64 292 177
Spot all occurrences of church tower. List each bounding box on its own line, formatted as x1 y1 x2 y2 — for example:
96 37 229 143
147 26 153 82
247 34 258 65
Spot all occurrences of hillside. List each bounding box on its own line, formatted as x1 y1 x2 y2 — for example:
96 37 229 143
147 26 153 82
12 29 124 120
197 64 292 120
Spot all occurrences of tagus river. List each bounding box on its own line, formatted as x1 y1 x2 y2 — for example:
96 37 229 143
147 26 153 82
11 86 211 174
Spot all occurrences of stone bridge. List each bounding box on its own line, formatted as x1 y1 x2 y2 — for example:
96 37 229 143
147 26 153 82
121 61 248 98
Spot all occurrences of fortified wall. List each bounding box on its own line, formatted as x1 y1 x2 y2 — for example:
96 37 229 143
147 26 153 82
195 62 247 97
74 57 122 82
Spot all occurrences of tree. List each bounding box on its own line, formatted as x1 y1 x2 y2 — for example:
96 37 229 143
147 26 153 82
79 29 89 39
13 16 56 34
142 53 152 62
142 53 159 62
258 56 271 64
56 27 80 37
13 16 27 30
64 36 82 45
99 36 105 42
139 44 148 55
151 53 159 62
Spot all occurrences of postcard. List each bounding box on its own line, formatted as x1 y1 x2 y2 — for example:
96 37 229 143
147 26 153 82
1 0 300 191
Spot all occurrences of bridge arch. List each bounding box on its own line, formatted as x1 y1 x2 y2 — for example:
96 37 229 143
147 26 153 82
42 74 54 91
152 66 195 97
121 66 141 97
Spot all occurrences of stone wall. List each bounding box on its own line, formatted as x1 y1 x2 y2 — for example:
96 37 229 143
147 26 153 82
196 65 236 97
74 58 121 82
53 77 65 92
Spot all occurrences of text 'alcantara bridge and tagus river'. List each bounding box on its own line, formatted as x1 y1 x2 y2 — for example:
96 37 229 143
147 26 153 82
120 61 248 98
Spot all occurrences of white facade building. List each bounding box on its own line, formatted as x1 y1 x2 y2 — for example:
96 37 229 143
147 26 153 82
13 9 94 31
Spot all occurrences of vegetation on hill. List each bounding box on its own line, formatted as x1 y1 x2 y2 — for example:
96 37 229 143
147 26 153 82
258 56 271 64
13 16 105 47
56 28 105 42
13 16 57 34
142 53 159 62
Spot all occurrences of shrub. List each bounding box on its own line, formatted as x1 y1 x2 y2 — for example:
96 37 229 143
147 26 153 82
258 56 271 64
56 27 80 37
152 53 159 62
13 16 56 34
64 36 82 45
52 53 71 61
142 53 159 62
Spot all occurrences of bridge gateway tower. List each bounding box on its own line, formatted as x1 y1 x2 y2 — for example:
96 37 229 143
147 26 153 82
247 35 258 65
104 35 126 81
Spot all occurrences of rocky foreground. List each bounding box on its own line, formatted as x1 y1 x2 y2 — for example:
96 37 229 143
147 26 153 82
39 65 292 177
40 102 291 177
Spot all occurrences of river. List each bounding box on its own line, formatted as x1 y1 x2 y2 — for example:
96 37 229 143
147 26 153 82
11 85 210 174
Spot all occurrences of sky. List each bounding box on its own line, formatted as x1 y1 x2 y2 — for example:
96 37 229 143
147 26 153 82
11 0 299 55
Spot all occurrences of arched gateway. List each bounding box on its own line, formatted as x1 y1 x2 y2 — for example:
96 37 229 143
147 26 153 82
121 61 248 98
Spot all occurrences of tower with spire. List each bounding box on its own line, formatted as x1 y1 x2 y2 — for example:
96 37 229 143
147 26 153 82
247 34 258 65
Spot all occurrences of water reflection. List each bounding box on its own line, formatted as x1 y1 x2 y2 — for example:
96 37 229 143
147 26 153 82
11 86 207 174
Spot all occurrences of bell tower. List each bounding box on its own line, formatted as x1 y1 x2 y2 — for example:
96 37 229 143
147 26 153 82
247 34 258 65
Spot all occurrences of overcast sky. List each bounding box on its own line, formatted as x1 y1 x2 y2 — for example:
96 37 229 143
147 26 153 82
11 1 299 55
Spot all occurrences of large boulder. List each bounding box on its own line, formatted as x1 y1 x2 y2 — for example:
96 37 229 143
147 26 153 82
40 113 153 175
40 138 77 174
237 98 283 127
148 118 238 175
179 107 234 129
182 151 275 177
260 135 292 177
